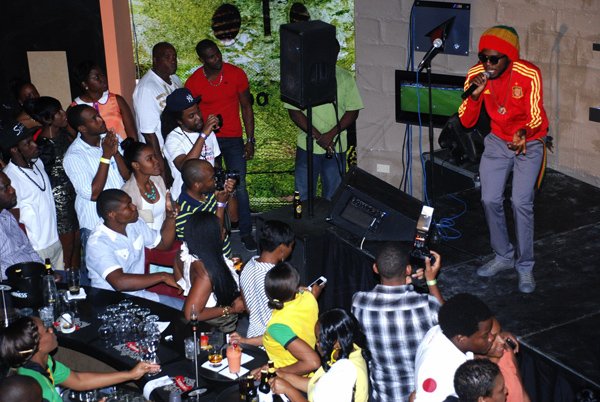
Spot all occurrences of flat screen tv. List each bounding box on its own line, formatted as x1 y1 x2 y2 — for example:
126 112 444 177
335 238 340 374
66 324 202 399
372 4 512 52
395 70 465 128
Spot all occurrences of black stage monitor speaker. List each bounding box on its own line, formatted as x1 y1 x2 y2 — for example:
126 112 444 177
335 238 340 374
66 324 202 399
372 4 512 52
328 167 423 241
280 20 338 109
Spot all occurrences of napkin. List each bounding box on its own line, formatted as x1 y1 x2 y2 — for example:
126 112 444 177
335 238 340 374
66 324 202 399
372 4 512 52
218 366 249 380
157 321 170 333
66 288 87 301
142 375 172 400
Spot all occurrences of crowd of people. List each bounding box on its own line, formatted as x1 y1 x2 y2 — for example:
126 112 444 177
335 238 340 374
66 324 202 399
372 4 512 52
0 24 552 401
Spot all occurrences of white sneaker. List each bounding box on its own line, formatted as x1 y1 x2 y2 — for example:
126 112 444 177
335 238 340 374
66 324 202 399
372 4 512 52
477 258 514 277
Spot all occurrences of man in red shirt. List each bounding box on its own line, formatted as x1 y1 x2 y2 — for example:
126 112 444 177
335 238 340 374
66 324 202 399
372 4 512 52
458 26 548 293
184 40 256 251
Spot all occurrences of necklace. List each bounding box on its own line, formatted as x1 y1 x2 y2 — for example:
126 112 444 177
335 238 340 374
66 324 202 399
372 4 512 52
141 181 157 201
489 69 513 115
179 128 207 159
17 162 46 192
204 68 223 87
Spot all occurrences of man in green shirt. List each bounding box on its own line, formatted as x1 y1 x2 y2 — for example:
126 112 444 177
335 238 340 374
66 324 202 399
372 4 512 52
284 61 363 201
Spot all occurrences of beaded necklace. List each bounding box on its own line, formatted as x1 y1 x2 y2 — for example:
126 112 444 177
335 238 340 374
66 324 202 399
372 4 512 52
17 162 46 192
140 181 157 202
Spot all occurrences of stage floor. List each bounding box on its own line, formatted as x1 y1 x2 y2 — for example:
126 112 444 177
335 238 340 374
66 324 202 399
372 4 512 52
432 168 600 393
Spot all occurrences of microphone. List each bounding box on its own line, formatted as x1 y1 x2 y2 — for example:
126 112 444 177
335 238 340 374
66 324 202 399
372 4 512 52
418 38 444 71
461 71 491 100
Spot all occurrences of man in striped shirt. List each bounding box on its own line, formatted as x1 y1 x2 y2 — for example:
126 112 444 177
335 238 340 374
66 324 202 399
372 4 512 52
175 159 235 257
64 105 129 284
458 26 549 293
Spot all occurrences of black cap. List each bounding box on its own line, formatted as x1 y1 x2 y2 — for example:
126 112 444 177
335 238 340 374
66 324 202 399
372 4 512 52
0 122 40 151
165 88 200 112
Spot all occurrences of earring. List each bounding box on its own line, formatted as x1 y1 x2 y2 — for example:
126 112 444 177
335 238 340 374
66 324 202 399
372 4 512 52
329 348 338 364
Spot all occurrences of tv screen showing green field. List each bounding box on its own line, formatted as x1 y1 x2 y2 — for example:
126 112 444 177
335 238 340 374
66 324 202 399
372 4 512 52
400 84 463 116
395 70 465 127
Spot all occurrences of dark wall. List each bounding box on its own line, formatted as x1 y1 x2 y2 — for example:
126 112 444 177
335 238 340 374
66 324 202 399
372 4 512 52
0 0 105 107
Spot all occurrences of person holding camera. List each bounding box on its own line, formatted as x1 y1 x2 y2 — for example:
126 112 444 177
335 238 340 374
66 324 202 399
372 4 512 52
175 159 235 258
351 242 443 402
162 88 221 201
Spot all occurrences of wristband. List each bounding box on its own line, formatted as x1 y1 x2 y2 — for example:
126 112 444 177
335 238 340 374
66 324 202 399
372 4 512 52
426 279 438 286
99 157 110 165
222 306 231 317
200 132 208 140
216 201 228 208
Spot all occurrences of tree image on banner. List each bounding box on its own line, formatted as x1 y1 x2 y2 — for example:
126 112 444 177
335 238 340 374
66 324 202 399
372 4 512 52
133 0 356 211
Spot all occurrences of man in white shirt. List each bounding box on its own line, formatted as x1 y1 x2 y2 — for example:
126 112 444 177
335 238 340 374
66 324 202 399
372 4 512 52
162 87 221 200
64 105 129 284
0 171 43 279
87 189 182 309
133 42 182 175
414 293 495 402
1 122 63 270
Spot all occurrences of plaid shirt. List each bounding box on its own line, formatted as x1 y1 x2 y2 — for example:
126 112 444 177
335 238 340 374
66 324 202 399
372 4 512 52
352 284 440 402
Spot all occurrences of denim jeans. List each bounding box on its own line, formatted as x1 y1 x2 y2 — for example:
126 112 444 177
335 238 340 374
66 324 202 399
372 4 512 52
295 147 346 201
216 137 252 236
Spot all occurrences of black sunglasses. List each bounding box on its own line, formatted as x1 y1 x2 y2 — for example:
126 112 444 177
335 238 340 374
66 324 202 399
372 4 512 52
478 54 507 65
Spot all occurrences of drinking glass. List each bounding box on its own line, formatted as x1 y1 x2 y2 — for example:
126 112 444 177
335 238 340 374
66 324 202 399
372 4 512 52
97 313 113 345
139 337 161 374
208 345 224 367
66 269 81 296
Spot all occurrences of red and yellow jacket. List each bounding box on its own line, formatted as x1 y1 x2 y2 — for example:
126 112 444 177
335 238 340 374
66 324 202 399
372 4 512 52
458 60 548 142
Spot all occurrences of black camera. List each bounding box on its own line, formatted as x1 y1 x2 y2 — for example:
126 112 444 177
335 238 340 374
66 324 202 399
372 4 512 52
214 114 223 133
214 167 240 191
409 206 436 293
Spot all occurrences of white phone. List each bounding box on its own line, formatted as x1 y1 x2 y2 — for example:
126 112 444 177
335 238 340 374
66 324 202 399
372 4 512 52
308 276 327 291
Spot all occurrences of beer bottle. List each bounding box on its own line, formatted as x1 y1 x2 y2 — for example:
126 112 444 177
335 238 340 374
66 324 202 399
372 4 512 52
267 360 276 379
258 370 272 402
246 375 259 402
44 258 54 276
293 191 302 219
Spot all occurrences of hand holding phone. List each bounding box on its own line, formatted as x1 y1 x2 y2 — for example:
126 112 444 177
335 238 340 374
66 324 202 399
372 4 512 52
307 276 327 291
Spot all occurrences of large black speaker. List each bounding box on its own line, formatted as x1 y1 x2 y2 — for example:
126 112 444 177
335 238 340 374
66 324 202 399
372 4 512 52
328 167 423 241
280 20 338 109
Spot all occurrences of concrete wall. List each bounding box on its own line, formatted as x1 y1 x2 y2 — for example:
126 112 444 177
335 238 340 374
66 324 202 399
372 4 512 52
354 0 600 200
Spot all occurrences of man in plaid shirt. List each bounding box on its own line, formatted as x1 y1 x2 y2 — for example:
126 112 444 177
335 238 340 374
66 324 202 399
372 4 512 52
352 242 444 401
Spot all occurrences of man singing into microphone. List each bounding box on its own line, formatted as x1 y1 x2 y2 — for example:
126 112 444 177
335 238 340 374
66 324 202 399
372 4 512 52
458 26 548 293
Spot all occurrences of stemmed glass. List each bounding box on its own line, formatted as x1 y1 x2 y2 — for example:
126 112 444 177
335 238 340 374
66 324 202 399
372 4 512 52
138 337 161 375
97 312 113 346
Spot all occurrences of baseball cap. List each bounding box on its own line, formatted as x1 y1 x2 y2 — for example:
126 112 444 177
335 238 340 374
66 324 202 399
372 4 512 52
165 88 200 112
0 122 40 151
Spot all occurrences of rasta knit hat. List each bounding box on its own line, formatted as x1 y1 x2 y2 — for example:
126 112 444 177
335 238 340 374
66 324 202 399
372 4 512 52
479 25 520 61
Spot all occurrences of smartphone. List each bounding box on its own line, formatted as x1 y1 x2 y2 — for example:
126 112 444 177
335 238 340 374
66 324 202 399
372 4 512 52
308 276 327 291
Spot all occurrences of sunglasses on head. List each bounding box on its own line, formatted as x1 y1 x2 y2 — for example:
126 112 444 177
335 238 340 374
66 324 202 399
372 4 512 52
478 54 507 65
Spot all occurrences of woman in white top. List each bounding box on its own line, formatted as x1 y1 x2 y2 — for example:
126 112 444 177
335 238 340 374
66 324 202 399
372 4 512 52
175 211 245 332
121 138 167 230
270 308 370 402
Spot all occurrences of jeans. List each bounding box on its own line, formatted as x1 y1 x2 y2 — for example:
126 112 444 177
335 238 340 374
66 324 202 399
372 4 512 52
217 137 252 236
295 147 346 201
479 134 544 273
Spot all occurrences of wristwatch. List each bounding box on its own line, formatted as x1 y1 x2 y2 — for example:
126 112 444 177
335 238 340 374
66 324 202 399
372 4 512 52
246 137 256 144
200 132 208 140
